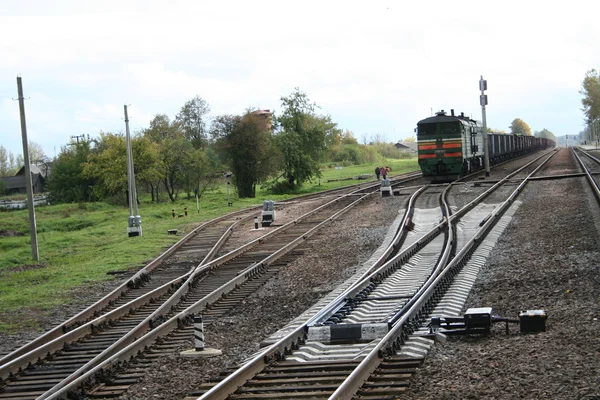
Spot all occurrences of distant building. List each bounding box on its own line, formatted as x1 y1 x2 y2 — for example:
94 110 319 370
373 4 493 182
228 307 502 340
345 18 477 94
0 164 47 195
394 142 418 153
250 109 273 132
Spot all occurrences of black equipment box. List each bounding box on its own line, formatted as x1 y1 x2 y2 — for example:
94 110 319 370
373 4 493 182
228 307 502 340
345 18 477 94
519 310 547 333
464 307 492 331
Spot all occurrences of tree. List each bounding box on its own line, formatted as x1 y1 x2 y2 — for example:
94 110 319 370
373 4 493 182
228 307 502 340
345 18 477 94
212 112 278 198
47 141 96 203
580 70 600 145
509 118 532 136
27 142 46 165
369 133 386 144
534 128 557 142
0 142 45 177
0 145 10 177
404 136 416 143
175 96 211 149
160 135 197 202
340 130 358 145
82 133 160 204
130 136 162 201
274 88 331 188
580 69 600 125
143 114 210 202
82 133 128 200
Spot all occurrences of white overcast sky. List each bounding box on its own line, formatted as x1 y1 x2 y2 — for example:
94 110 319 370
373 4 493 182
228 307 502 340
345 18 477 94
1 0 598 158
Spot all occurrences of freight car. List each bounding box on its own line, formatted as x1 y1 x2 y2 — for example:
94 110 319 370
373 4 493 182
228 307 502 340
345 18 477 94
416 109 554 182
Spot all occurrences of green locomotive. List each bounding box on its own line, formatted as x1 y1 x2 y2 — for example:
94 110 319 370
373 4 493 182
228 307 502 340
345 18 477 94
417 109 484 182
417 109 554 182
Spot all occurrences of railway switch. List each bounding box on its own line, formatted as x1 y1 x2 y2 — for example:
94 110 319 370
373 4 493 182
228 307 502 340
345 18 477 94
428 307 547 336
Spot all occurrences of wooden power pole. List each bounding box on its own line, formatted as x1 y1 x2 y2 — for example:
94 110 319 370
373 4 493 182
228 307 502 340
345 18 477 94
16 76 39 261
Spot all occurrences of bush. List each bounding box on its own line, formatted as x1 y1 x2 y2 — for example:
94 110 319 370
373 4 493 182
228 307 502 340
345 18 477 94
332 144 365 165
265 180 297 194
361 146 380 163
105 193 128 207
372 143 414 160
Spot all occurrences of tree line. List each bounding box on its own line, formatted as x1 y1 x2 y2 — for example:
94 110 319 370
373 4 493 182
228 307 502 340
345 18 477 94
7 88 411 204
580 69 600 144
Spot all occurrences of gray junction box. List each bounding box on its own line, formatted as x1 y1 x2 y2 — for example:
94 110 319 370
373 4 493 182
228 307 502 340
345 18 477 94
262 200 275 227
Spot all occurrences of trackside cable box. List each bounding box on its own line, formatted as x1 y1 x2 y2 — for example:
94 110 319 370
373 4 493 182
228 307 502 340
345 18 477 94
519 310 547 333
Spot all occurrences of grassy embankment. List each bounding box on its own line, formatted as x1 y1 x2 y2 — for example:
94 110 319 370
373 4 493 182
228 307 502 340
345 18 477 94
0 159 418 332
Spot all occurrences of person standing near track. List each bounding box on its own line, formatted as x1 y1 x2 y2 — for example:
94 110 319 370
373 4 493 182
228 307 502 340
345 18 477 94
381 166 388 180
375 166 381 180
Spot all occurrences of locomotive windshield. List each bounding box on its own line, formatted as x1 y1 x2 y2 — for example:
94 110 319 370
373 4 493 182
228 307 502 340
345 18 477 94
417 123 436 136
418 121 461 136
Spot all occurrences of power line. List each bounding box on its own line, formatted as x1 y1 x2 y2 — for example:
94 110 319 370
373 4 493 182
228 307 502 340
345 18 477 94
23 98 123 121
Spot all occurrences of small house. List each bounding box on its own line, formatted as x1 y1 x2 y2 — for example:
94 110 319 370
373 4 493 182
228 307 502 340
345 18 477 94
0 164 46 195
394 142 418 153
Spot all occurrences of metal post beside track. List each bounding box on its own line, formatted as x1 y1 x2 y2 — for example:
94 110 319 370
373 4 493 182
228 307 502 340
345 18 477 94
480 76 491 177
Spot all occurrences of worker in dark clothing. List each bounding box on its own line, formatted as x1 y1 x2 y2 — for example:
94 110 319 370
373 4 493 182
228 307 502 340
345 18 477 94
375 166 381 180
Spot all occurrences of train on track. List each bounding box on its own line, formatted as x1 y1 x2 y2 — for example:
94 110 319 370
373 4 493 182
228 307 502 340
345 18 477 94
417 109 555 182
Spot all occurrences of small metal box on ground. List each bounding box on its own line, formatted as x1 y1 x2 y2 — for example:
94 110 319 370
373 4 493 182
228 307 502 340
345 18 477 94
464 307 493 332
261 200 276 227
519 310 547 333
380 179 393 197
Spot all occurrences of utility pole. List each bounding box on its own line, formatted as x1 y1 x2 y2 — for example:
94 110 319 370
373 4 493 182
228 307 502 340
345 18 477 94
16 76 39 261
124 105 142 237
71 134 86 144
479 76 490 177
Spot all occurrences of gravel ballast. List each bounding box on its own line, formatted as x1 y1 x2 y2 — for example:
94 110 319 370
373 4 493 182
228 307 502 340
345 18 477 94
2 149 599 399
403 148 600 400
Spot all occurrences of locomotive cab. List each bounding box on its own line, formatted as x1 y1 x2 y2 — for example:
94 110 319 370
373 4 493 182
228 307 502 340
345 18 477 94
416 108 554 182
417 110 483 182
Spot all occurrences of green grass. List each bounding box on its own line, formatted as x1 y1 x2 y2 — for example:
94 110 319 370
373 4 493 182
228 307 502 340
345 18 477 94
0 159 418 332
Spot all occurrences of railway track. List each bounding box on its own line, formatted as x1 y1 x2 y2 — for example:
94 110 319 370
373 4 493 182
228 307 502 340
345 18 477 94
0 209 258 365
572 147 600 203
0 172 423 400
187 149 561 400
0 212 256 400
3 149 569 399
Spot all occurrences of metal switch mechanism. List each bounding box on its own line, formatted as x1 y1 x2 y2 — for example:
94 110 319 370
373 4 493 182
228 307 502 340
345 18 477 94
428 307 547 336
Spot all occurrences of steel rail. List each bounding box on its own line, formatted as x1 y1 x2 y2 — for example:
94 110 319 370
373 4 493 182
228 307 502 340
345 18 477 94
195 149 558 400
329 150 558 399
0 172 420 400
42 188 380 399
573 148 600 203
0 172 414 368
307 186 441 327
457 147 556 183
195 177 506 399
0 174 414 378
0 211 256 383
0 208 259 369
